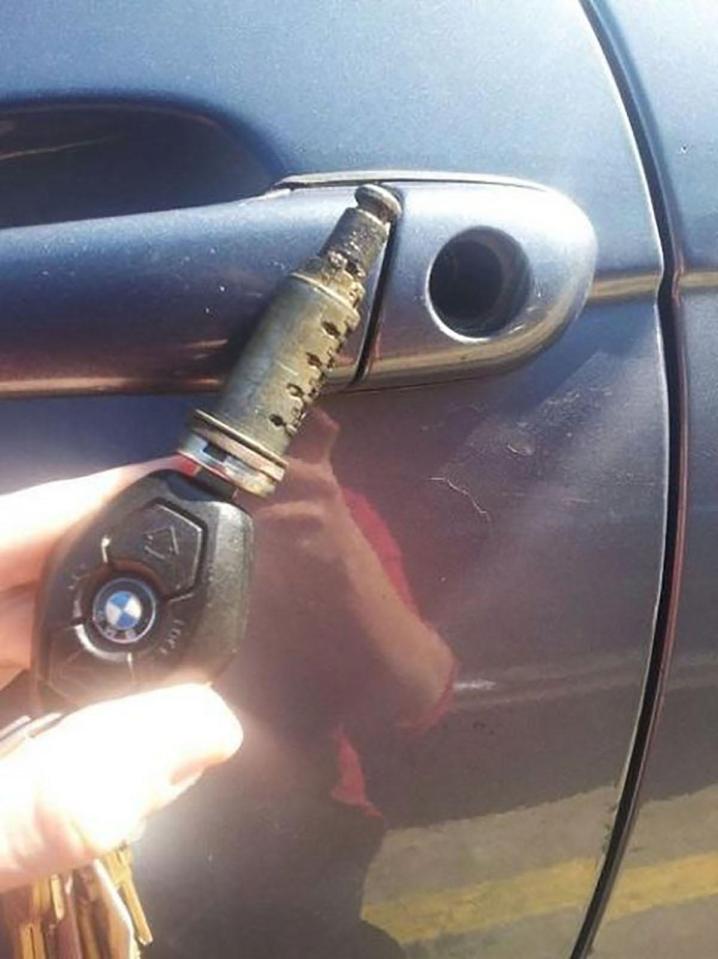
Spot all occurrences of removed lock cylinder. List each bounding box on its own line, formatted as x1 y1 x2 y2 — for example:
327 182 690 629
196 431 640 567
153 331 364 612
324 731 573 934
32 184 401 707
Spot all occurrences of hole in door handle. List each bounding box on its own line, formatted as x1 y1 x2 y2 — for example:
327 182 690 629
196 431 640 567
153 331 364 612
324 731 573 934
428 229 530 338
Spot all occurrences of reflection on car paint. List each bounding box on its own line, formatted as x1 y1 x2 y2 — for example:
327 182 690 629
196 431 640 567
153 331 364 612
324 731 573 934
226 409 454 956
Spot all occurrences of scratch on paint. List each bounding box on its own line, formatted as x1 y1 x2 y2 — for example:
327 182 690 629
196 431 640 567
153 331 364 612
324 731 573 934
429 476 492 526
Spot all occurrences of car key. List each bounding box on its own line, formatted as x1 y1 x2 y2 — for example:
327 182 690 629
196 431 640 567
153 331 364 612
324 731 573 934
0 716 121 959
99 848 152 950
32 183 400 710
0 185 400 959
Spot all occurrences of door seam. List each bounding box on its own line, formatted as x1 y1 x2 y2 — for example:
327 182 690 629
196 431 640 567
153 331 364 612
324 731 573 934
570 2 687 956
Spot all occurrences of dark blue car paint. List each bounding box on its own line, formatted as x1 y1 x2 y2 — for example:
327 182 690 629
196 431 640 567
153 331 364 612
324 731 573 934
0 1 688 955
578 2 718 955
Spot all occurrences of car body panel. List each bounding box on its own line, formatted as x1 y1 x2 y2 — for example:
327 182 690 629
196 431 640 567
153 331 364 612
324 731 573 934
0 2 670 956
585 2 718 954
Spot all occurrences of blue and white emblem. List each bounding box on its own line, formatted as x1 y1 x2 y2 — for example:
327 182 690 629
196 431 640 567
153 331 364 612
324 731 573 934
91 577 157 644
105 590 143 630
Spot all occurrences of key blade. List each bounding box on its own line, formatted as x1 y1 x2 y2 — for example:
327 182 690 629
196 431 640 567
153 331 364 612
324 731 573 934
103 848 152 947
74 897 103 959
90 861 139 959
19 923 44 959
74 865 121 959
50 874 84 959
48 877 65 926
19 922 48 959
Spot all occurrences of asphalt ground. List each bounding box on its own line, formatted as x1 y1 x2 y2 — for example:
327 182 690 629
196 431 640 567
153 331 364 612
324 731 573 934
363 785 718 957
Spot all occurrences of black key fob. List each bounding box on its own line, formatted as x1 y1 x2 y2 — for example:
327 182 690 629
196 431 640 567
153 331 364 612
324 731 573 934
30 186 398 710
32 470 253 708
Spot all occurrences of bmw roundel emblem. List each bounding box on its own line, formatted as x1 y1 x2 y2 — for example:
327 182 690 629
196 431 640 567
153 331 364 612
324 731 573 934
91 577 158 645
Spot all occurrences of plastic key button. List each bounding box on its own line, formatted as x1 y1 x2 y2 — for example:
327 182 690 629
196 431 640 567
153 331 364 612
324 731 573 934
47 625 134 701
105 503 204 596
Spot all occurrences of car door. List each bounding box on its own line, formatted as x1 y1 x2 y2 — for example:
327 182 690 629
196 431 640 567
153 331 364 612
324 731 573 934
578 2 718 956
0 2 667 957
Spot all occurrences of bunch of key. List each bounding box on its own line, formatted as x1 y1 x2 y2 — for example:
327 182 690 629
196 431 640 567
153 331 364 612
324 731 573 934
0 715 152 958
0 185 400 958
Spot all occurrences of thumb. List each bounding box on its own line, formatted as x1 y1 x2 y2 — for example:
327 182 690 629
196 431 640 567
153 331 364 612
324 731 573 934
0 684 242 892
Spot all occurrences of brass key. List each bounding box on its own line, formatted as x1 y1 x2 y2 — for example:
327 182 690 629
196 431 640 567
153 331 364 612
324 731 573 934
72 870 103 959
1 716 150 957
53 875 83 959
3 878 51 959
73 854 150 959
100 848 152 948
4 870 89 959
1 845 151 957
0 716 68 958
87 859 139 959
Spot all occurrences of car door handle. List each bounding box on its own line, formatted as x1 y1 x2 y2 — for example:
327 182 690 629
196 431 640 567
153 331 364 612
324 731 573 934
292 173 596 387
0 186 380 395
0 173 595 396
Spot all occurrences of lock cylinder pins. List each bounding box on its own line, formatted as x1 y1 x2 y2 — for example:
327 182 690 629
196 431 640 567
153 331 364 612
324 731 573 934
179 184 401 498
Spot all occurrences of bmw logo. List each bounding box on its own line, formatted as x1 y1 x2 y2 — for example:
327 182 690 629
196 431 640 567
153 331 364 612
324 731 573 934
91 577 158 645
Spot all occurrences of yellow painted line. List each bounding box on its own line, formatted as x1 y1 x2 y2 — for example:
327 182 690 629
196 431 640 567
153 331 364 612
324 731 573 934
607 852 718 920
363 858 596 944
363 852 718 945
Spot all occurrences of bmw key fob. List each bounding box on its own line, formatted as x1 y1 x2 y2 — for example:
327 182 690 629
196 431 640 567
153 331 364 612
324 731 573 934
31 186 400 709
33 470 252 707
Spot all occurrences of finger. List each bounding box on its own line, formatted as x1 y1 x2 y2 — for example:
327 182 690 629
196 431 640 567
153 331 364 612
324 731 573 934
276 456 340 502
0 586 34 677
0 684 242 892
293 407 340 464
259 500 328 529
0 456 194 591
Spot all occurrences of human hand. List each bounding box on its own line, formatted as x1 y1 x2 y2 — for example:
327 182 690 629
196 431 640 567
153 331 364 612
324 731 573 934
0 460 243 893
